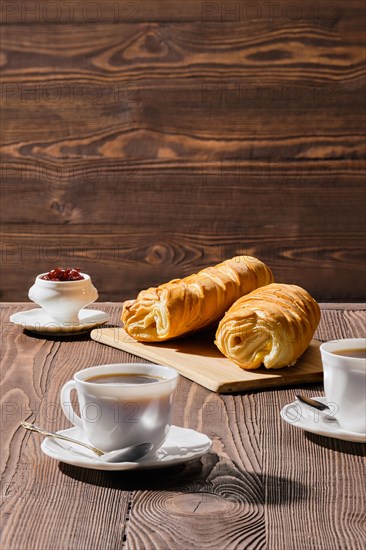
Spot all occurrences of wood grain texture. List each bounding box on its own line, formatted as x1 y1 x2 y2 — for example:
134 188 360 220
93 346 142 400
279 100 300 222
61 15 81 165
1 303 366 550
2 1 362 25
1 220 365 301
1 1 366 302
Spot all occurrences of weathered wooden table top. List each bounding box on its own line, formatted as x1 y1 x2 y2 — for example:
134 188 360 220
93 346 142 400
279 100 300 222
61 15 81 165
1 303 365 550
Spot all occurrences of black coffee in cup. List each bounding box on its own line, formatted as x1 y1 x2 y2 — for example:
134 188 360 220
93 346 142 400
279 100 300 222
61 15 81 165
86 373 163 385
331 349 366 359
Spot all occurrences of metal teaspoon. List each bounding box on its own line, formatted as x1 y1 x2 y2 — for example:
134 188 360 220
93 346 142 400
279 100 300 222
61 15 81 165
295 395 331 412
21 422 152 463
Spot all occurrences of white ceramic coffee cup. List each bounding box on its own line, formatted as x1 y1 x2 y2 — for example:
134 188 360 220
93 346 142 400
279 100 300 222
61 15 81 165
320 338 366 433
60 363 179 452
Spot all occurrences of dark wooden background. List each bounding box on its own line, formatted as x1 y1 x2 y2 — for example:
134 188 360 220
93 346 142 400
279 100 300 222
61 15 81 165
1 0 365 302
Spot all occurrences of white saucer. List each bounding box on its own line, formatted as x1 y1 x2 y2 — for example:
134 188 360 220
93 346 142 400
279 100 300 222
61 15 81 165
41 425 212 470
10 308 110 335
281 397 366 443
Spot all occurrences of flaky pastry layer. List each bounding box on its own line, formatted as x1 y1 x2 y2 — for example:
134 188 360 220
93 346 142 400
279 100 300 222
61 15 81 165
215 283 320 369
122 256 274 341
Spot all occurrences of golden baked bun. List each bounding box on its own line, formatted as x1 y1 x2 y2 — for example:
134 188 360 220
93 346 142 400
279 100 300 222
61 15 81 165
122 256 274 341
215 283 320 369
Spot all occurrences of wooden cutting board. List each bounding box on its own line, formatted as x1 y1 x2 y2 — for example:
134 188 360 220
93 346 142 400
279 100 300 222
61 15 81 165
90 327 323 393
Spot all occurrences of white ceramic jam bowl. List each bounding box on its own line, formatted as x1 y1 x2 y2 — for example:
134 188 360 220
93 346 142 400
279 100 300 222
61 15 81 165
28 273 98 324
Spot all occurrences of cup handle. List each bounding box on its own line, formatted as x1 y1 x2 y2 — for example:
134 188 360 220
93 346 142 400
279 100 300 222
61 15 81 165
60 380 83 429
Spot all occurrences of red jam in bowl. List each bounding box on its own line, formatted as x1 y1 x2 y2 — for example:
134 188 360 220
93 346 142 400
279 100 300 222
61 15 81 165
40 268 85 282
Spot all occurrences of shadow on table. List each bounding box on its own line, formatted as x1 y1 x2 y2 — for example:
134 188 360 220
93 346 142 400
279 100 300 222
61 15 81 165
59 452 307 505
304 432 366 456
23 324 119 343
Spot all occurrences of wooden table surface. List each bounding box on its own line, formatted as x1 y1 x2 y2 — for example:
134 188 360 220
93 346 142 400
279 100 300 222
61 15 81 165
1 303 365 550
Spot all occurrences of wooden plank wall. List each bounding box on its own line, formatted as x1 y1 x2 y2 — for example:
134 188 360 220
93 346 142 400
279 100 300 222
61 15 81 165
1 0 365 301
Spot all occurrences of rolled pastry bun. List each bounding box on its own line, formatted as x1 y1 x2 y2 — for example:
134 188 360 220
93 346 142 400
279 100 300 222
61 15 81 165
215 283 320 369
122 256 274 341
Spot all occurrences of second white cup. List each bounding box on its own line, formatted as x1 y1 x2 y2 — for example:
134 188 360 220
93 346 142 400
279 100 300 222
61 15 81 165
320 338 366 433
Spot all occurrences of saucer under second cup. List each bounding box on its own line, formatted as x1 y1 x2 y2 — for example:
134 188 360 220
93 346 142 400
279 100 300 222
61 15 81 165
281 397 366 443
